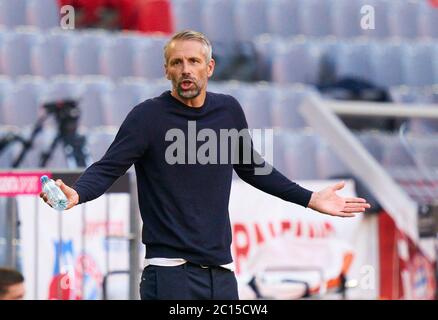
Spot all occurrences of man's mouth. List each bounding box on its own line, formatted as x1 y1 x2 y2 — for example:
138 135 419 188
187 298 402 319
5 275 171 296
180 80 195 90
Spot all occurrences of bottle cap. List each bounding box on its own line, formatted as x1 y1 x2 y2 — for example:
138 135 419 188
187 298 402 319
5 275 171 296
40 175 49 183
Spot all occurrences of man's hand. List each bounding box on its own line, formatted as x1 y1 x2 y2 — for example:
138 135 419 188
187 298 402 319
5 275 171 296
39 179 79 210
307 181 371 217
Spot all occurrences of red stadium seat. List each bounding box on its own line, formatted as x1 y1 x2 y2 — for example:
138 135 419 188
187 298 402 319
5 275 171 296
105 0 140 30
136 0 174 35
429 0 438 8
57 0 106 27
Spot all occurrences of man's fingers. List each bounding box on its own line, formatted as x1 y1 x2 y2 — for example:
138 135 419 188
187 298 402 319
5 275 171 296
344 203 370 210
337 212 356 217
342 207 365 213
345 197 367 203
39 192 53 207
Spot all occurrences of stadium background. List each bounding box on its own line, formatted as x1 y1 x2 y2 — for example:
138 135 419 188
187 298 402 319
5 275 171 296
0 0 437 300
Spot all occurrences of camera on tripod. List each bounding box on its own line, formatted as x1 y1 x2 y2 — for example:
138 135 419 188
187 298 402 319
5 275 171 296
0 98 91 169
42 99 81 136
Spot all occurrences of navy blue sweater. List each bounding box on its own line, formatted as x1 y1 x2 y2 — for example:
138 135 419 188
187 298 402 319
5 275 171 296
73 91 313 266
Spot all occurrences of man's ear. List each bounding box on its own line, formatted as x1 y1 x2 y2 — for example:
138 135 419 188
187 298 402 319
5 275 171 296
207 58 215 78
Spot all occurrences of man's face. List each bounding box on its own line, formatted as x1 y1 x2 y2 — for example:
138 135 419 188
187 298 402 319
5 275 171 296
0 282 25 300
165 40 215 100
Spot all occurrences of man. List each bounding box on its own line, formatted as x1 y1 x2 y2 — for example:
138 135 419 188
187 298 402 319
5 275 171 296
0 268 25 300
40 30 370 300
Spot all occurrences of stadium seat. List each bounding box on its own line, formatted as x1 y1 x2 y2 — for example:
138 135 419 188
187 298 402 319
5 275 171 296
101 82 152 127
42 75 83 103
371 41 407 88
0 28 7 71
201 0 235 43
272 38 320 84
65 30 108 76
282 131 319 180
381 134 415 167
331 0 363 38
406 87 438 134
335 40 376 83
0 75 13 123
356 131 384 163
31 31 73 77
267 0 301 37
411 135 438 169
0 28 42 77
299 0 332 37
403 41 438 87
0 75 12 99
234 0 268 43
270 84 317 129
237 83 272 129
253 34 280 81
77 76 114 128
26 0 60 30
418 0 438 38
316 140 350 179
1 76 47 126
118 77 154 102
146 78 171 98
216 80 248 106
318 38 349 87
388 0 419 39
87 127 117 162
0 0 27 28
100 33 139 79
171 0 204 34
133 36 168 79
136 0 173 34
389 85 424 104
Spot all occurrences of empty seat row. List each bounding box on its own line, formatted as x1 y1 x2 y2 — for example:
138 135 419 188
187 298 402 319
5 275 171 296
254 35 438 88
172 0 438 43
0 75 170 127
2 26 437 86
0 0 60 30
0 76 318 130
3 0 438 41
0 28 169 79
238 127 438 182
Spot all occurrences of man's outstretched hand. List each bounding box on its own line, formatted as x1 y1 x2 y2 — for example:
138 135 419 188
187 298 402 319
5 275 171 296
39 179 79 210
307 181 371 217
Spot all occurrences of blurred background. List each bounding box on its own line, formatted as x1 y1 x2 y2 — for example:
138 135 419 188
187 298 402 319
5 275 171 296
0 0 437 300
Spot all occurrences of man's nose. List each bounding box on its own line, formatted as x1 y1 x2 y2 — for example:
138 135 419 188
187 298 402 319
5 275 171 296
181 61 191 75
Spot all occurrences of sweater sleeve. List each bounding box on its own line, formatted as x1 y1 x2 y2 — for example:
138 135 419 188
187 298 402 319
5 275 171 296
73 104 148 204
230 97 313 208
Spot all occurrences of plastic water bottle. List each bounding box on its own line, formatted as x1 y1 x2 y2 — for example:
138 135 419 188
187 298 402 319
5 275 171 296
40 175 68 211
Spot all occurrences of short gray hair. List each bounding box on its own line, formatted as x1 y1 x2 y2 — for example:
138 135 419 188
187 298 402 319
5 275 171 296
164 30 213 65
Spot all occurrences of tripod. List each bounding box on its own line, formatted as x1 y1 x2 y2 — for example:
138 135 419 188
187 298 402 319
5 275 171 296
0 99 91 169
39 130 90 168
38 100 92 168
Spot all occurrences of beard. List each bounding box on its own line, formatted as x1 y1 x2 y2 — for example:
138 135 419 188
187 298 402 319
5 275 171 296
174 77 202 99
